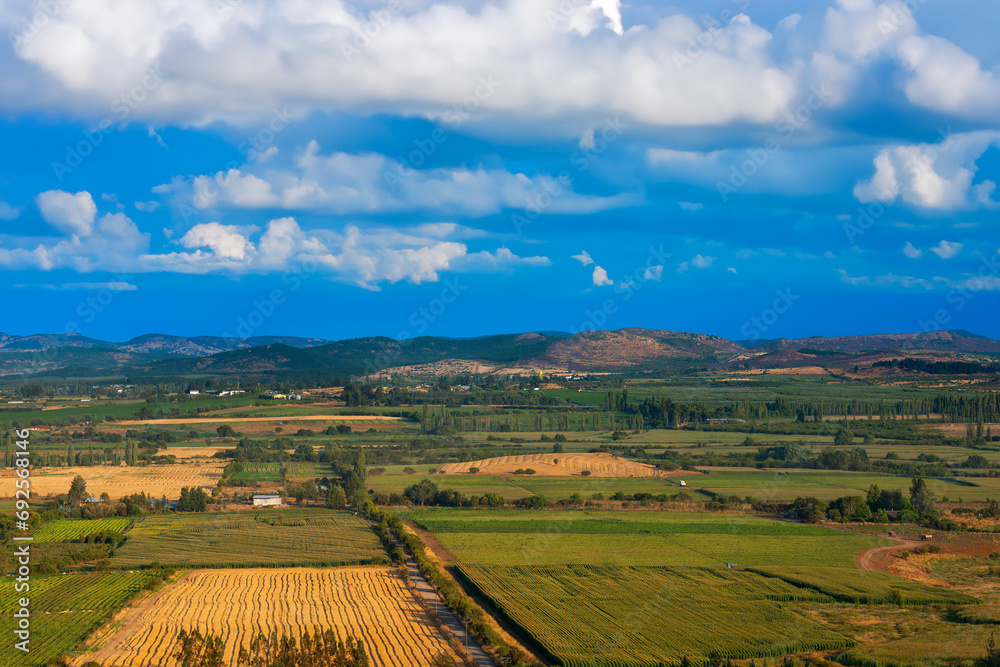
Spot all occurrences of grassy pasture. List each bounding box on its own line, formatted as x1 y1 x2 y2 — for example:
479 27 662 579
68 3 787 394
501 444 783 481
112 508 384 568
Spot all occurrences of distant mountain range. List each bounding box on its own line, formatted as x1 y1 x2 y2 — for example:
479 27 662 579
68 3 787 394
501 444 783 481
0 332 330 356
0 328 998 379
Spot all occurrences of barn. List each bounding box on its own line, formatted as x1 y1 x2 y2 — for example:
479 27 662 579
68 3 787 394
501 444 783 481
252 493 282 507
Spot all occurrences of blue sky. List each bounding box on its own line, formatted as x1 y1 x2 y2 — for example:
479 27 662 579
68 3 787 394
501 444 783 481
0 0 998 342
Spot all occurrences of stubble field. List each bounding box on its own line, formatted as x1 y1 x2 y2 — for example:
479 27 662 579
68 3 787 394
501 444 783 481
0 463 225 499
74 567 459 667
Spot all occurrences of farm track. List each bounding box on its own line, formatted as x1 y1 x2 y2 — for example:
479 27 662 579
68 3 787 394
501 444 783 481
74 567 459 667
381 528 497 667
855 537 920 572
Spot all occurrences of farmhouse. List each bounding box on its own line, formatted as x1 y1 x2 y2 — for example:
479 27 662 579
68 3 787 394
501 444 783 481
253 493 282 507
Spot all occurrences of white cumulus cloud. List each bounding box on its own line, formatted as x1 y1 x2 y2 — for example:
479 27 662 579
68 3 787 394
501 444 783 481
572 250 595 266
0 201 23 221
691 254 715 269
180 223 259 261
643 265 663 280
592 265 613 286
36 190 97 236
854 131 1000 210
931 240 962 259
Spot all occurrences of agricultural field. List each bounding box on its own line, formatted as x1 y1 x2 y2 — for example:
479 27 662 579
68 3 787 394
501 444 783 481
228 461 335 483
837 623 996 666
746 566 978 605
32 517 133 543
0 463 224 499
508 475 693 500
113 414 405 426
367 473 535 499
457 564 853 664
0 571 154 667
437 452 670 478
680 469 978 502
74 567 459 667
112 508 385 568
406 510 891 567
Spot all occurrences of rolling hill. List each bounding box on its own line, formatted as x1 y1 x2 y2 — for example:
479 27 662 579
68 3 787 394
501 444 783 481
0 328 997 379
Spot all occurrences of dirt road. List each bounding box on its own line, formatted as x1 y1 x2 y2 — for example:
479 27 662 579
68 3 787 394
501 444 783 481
855 536 921 571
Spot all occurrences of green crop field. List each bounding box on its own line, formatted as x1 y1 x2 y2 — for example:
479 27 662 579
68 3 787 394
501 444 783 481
507 476 690 500
32 518 133 543
367 474 535 499
407 509 890 567
839 623 995 667
479 469 952 502
112 508 384 568
675 469 974 502
408 509 834 535
457 564 853 665
0 571 154 666
747 566 978 606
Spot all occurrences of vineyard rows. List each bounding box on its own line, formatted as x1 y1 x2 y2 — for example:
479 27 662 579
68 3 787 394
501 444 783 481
112 508 384 567
0 572 153 667
32 518 134 543
457 564 853 665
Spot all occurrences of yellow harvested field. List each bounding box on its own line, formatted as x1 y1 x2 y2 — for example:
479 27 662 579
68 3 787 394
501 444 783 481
75 567 458 667
160 446 231 459
113 415 404 425
438 451 674 477
0 463 223 499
